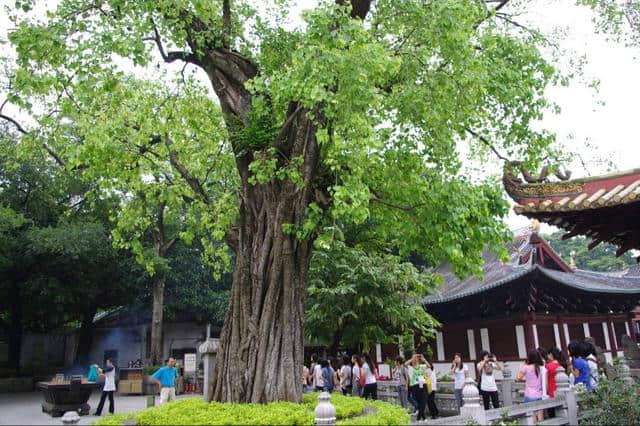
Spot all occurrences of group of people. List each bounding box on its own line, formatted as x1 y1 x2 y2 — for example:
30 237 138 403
303 353 379 399
86 357 180 416
394 351 440 421
301 338 601 423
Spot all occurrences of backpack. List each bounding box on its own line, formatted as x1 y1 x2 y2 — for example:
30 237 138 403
322 367 334 391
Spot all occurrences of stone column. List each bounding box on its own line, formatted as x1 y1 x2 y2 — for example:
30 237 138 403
198 339 218 401
461 377 486 425
315 392 336 425
554 366 577 425
618 357 634 384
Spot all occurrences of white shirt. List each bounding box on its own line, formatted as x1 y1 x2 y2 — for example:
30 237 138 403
361 362 376 385
103 367 116 391
453 364 468 389
477 361 497 392
313 364 324 387
352 365 361 381
428 368 438 392
340 365 351 387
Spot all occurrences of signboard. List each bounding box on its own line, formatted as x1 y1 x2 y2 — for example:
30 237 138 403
184 353 197 373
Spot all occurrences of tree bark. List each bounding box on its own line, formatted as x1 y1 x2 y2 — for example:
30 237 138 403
150 271 166 365
8 281 22 370
75 307 97 365
210 107 321 403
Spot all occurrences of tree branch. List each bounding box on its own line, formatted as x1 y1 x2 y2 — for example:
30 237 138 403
222 0 231 49
150 19 200 66
466 128 510 162
0 113 28 135
164 135 210 204
336 0 373 20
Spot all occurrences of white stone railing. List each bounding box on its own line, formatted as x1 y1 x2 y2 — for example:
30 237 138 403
422 366 577 426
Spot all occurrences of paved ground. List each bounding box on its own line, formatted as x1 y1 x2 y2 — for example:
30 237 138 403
0 391 198 425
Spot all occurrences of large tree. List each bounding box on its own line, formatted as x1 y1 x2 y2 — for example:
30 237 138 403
6 0 567 402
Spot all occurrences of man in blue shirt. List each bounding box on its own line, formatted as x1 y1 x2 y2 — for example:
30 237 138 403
152 358 179 404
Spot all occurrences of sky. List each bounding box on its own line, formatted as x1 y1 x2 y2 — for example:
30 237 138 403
1 0 639 232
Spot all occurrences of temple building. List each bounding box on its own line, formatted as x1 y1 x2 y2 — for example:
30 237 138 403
423 225 640 378
505 166 640 260
506 166 640 334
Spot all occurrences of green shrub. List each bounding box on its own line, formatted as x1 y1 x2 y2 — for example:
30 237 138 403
93 393 408 425
143 366 161 376
336 400 410 425
578 370 640 426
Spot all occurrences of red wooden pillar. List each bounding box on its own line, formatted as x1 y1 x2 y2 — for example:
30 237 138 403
524 312 535 353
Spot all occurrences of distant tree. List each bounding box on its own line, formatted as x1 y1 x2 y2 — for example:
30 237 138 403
305 239 439 354
544 231 637 272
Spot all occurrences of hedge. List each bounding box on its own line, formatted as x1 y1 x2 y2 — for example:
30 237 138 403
93 392 409 425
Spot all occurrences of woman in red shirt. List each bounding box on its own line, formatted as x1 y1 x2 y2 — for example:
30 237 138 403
545 347 567 398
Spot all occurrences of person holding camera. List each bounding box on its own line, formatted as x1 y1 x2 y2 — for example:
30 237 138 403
476 351 501 410
450 353 468 409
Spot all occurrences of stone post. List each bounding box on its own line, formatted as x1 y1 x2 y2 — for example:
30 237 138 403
554 366 577 425
618 357 634 384
60 411 80 425
461 377 486 425
198 338 218 401
315 392 336 425
502 379 513 407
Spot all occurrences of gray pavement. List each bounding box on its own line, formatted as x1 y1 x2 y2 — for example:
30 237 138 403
0 391 197 425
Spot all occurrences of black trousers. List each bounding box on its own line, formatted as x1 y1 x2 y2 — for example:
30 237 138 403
342 385 352 396
362 383 378 400
482 390 500 410
96 390 114 415
411 385 427 421
427 390 439 418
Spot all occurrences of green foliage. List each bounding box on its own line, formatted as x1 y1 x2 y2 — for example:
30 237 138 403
306 238 439 350
93 394 408 425
4 0 571 286
578 372 640 425
335 399 410 425
544 231 636 272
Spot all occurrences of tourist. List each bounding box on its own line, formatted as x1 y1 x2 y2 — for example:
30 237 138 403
403 350 418 414
545 347 567 399
516 350 546 423
568 342 591 390
450 353 468 409
302 364 310 393
583 341 600 389
330 357 341 393
424 356 439 420
408 354 427 421
340 355 352 396
360 353 378 400
314 358 326 391
351 354 361 396
151 358 179 404
393 356 409 409
477 351 501 410
94 358 116 416
321 359 335 392
87 363 99 382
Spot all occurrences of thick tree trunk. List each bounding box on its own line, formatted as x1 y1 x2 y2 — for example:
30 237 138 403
211 110 321 403
150 272 166 365
8 282 22 370
75 307 97 364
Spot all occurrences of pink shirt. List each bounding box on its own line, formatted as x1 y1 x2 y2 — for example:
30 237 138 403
519 364 543 399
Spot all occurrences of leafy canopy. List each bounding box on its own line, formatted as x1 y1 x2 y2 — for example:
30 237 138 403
6 0 568 279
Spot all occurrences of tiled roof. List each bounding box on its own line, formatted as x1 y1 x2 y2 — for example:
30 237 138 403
424 229 640 305
513 170 640 214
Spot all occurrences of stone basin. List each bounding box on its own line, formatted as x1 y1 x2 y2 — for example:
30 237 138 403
37 380 99 417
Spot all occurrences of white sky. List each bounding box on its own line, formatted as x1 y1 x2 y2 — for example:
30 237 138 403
1 0 639 231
